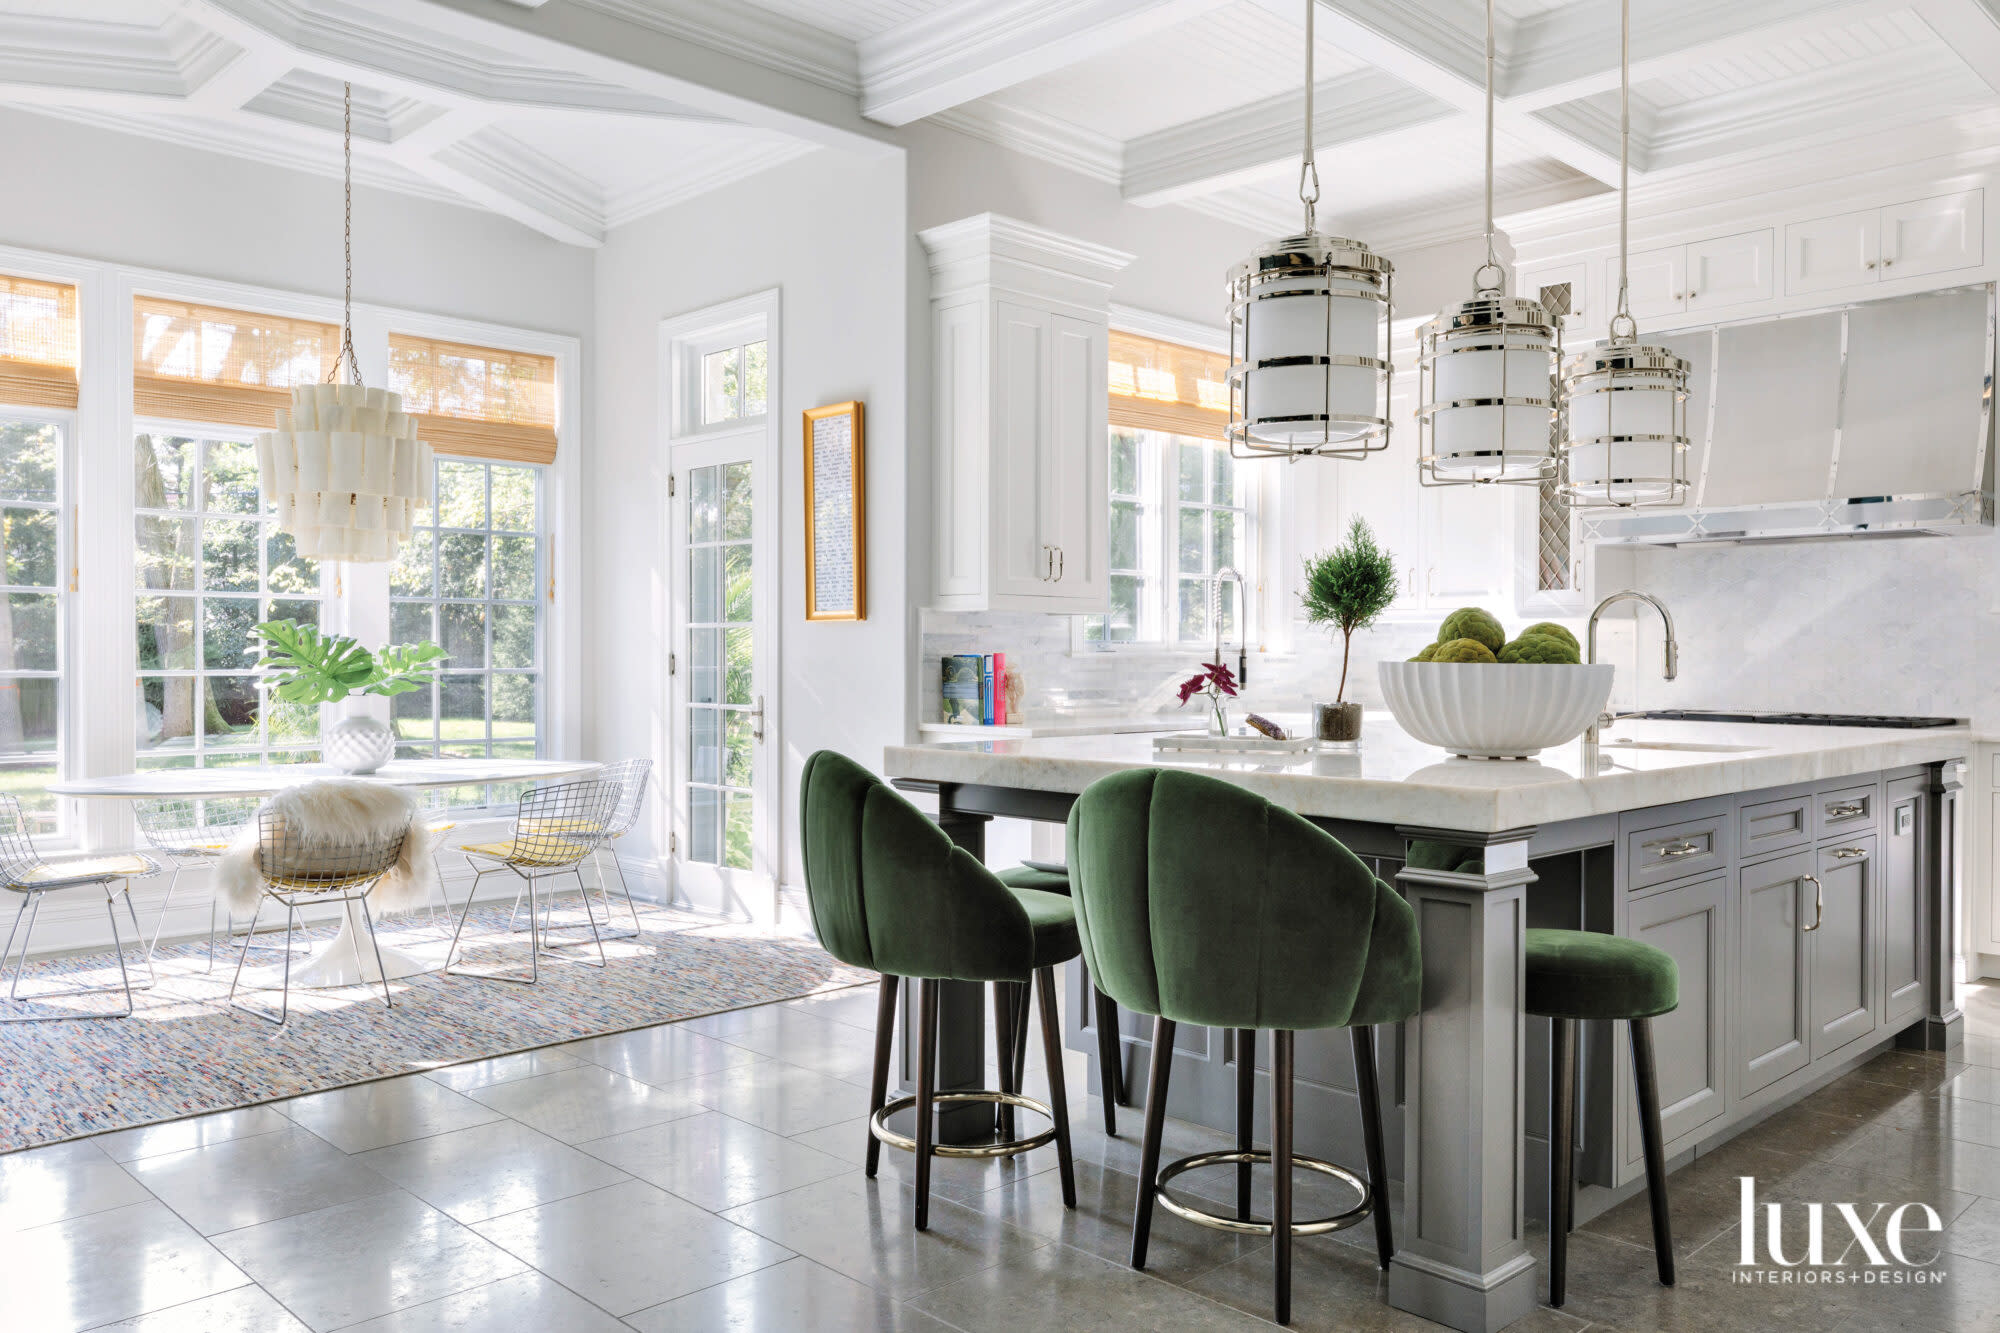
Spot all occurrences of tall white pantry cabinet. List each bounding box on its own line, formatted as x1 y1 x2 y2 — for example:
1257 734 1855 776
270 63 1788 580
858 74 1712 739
920 214 1132 615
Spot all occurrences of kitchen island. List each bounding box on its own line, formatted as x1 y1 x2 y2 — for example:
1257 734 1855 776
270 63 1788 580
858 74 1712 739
885 714 1970 1333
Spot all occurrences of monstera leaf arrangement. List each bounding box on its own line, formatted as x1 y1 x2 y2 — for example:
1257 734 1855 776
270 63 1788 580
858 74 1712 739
252 620 445 704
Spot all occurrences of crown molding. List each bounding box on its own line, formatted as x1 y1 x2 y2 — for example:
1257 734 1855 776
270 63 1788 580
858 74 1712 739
602 137 818 230
930 102 1123 185
567 0 858 95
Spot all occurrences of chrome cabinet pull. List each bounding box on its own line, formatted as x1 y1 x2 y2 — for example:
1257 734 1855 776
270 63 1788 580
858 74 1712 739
1831 846 1867 860
1054 546 1064 582
1655 839 1703 859
1801 873 1823 932
1039 545 1054 581
1825 801 1866 818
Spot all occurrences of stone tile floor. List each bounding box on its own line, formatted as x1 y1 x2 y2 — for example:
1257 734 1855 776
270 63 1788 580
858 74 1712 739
7 975 2000 1331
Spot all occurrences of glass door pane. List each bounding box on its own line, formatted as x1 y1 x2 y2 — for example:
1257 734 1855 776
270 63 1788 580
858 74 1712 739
685 460 753 868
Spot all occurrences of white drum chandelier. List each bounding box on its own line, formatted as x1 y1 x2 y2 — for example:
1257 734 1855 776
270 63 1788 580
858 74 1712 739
256 83 432 563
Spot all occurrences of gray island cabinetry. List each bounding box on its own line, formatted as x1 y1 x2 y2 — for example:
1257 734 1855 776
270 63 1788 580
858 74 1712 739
885 716 1967 1333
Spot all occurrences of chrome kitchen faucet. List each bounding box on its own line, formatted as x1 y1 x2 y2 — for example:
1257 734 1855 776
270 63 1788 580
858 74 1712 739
1585 590 1678 747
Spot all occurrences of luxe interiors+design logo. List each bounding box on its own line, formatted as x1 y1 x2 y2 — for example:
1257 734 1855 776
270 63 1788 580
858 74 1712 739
1734 1176 1947 1284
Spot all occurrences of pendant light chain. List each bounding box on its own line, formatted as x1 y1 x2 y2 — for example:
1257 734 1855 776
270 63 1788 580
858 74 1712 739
1611 0 1636 342
333 80 363 388
1297 0 1320 233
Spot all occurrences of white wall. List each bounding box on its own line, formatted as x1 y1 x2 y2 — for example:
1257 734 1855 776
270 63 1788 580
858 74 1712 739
588 146 910 903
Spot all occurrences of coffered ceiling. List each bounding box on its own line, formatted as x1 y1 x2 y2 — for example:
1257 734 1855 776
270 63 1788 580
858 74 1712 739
5 0 2000 251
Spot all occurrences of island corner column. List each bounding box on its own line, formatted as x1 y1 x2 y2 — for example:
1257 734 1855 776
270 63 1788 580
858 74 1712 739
1388 826 1539 1333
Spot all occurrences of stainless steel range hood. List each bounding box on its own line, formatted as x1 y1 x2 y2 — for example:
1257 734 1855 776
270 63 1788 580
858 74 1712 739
1577 284 1995 546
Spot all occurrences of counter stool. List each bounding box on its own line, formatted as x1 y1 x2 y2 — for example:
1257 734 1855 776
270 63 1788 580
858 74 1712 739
1068 768 1420 1325
996 864 1128 1135
1528 927 1679 1307
800 751 1078 1231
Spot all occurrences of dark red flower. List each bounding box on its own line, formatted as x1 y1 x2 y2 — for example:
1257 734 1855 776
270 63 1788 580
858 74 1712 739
1203 662 1239 696
1176 672 1209 705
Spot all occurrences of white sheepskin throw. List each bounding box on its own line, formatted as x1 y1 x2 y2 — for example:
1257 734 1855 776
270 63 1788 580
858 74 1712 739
214 780 437 917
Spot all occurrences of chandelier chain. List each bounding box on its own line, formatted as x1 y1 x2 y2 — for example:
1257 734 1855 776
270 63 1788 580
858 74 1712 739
333 80 363 388
1298 0 1319 231
1611 0 1636 340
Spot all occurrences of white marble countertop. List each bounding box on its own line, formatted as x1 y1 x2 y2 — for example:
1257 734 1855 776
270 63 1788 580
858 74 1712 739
884 712 1973 832
49 757 600 799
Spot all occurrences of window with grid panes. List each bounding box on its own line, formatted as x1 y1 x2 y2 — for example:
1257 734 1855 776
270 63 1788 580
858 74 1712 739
389 458 542 808
0 420 62 833
1083 430 1248 646
134 431 323 769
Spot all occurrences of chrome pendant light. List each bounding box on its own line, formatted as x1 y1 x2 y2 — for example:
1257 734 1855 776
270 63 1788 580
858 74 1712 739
1416 0 1558 487
1225 0 1394 461
256 83 433 563
1556 0 1690 509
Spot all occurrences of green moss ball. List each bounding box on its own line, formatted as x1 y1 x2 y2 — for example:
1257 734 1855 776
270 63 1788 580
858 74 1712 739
1436 607 1506 654
1433 637 1498 664
1498 634 1583 665
1519 621 1581 654
1409 642 1441 663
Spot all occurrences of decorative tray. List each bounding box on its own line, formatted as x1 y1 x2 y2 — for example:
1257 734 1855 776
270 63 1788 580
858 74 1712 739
1152 731 1318 756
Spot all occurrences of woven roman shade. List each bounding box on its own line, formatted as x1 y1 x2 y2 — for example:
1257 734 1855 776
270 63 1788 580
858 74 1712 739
1108 329 1230 441
0 275 80 410
133 297 339 430
388 333 557 465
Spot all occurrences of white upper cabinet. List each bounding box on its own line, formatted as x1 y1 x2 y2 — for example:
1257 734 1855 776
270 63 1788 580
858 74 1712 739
1610 231 1772 320
920 214 1131 614
1516 259 1589 331
1785 191 1983 296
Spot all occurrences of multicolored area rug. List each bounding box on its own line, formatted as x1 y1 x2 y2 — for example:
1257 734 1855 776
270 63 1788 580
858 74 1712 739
0 901 871 1154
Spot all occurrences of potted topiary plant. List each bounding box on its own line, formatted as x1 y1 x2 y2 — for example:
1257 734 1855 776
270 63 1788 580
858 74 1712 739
253 620 444 774
1300 516 1399 744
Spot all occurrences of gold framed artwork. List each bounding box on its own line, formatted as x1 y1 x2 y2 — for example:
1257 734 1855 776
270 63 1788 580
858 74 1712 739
803 400 866 621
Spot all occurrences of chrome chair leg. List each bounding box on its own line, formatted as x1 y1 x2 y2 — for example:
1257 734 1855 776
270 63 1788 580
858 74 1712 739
229 898 303 1029
447 868 539 984
590 847 642 939
144 864 183 964
0 885 143 1022
8 892 45 1000
0 893 30 985
358 898 394 1011
121 884 158 991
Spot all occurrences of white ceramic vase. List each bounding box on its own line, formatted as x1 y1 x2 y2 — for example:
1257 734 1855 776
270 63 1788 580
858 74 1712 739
325 716 395 774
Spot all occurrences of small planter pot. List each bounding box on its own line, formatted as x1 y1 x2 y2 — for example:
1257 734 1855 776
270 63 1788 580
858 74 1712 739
1314 700 1364 747
326 716 395 774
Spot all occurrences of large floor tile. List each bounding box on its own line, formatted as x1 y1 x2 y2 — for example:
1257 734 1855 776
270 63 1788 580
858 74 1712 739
94 1106 293 1164
791 1113 1057 1207
706 1005 884 1085
355 1118 630 1225
678 1059 873 1137
778 982 887 1031
471 1177 791 1316
627 1255 957 1333
82 1284 311 1332
719 1174 1049 1300
581 1110 850 1211
912 1239 1272 1332
420 1045 587 1093
210 1190 528 1332
281 1075 505 1154
330 1270 627 1333
0 1199 250 1333
122 1126 396 1236
0 1138 150 1234
458 1065 702 1144
969 1157 1255 1284
557 1022 763 1087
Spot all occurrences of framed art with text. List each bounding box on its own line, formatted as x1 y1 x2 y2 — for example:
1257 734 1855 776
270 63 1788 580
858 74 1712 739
803 400 865 620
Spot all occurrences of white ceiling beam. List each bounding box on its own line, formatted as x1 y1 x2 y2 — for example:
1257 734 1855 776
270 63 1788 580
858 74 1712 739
1913 0 2000 94
1122 68 1453 206
183 40 292 112
858 0 1230 127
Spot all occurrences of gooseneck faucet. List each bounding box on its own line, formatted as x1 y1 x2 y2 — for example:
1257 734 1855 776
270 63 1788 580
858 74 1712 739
1211 566 1248 687
1584 590 1678 746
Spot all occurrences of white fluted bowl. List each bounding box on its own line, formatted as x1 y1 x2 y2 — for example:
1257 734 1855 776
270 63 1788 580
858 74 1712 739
1378 662 1613 759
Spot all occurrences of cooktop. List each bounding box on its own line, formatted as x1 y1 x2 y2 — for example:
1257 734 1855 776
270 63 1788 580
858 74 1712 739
1633 710 1962 729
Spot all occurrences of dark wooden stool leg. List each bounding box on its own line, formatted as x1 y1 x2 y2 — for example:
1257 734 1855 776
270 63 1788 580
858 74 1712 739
1631 1017 1676 1287
1550 1016 1577 1307
1095 987 1123 1135
1351 1025 1394 1269
1130 1015 1176 1269
1274 1029 1295 1326
1036 966 1077 1208
865 974 899 1177
993 981 1017 1141
1236 1028 1256 1221
915 978 939 1231
1010 981 1031 1105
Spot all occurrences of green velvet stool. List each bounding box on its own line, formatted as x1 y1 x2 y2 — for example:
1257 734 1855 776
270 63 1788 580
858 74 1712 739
1068 768 1421 1326
1528 927 1680 1307
799 751 1079 1230
996 865 1129 1136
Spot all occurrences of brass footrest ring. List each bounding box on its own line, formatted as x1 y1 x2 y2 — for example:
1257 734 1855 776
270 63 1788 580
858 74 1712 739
1155 1149 1372 1237
870 1092 1056 1159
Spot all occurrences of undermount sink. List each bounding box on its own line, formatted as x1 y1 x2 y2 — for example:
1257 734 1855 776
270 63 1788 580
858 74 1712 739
1599 738 1767 753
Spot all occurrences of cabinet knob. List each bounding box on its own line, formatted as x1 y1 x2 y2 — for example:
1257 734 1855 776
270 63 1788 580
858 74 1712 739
1866 260 1877 270
1687 291 1697 300
1883 257 1895 267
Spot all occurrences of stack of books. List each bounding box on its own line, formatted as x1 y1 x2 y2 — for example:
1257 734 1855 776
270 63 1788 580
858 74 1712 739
941 653 1008 725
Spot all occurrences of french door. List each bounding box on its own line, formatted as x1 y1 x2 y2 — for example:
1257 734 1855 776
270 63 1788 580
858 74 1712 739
669 434 777 918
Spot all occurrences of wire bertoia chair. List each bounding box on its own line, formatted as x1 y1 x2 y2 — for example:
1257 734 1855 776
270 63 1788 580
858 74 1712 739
447 778 619 985
504 759 651 940
0 795 161 1022
132 796 259 970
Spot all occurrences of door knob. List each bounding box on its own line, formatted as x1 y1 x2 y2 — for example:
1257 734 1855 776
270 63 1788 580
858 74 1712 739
750 695 765 743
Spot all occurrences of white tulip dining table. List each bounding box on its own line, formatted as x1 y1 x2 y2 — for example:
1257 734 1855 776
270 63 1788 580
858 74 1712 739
49 758 602 988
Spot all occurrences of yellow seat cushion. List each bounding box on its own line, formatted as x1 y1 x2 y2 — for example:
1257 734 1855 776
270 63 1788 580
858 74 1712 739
6 853 158 890
459 838 592 868
425 820 457 834
516 817 607 836
263 869 385 894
